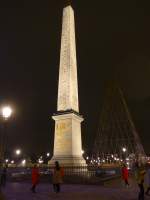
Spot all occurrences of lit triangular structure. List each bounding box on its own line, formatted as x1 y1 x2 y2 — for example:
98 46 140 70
92 83 146 163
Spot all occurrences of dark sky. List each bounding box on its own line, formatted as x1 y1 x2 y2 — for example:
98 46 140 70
0 0 150 156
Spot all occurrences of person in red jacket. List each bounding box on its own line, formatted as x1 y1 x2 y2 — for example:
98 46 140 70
122 164 129 186
31 164 39 193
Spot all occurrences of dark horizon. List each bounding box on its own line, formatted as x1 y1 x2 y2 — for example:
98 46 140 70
0 0 150 156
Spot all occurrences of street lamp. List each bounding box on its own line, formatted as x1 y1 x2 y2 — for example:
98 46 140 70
46 153 50 157
122 147 127 161
86 156 89 160
21 159 26 166
15 149 21 156
0 106 12 164
122 147 127 153
11 160 14 164
2 106 12 120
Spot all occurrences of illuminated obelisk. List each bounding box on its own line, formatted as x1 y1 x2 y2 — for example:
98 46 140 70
50 0 86 166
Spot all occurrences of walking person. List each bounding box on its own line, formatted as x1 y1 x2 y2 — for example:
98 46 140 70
0 166 7 187
145 163 150 196
31 164 39 193
121 164 129 187
135 163 146 200
52 161 64 193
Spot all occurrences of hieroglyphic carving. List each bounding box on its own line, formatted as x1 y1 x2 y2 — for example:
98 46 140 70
54 120 72 155
57 5 79 112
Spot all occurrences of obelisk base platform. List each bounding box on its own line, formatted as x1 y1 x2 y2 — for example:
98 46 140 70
49 112 87 167
49 155 86 166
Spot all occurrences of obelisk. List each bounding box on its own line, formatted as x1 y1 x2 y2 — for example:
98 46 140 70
49 0 86 166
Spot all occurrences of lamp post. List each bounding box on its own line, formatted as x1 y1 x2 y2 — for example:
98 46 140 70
15 149 22 166
122 147 127 162
0 106 12 165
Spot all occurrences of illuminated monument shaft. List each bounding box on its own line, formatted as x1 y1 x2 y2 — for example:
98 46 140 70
50 2 86 166
57 3 79 112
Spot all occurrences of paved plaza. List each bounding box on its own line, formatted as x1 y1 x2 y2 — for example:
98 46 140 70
0 178 150 200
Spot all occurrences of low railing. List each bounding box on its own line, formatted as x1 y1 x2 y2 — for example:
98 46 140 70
6 165 121 184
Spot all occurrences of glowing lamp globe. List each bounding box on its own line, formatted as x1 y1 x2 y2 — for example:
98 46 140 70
22 159 26 165
2 106 12 119
47 153 50 157
16 149 21 155
122 147 127 152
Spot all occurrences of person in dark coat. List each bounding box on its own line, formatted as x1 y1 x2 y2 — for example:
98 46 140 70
52 161 64 193
145 163 150 196
0 166 7 187
121 164 129 186
31 164 39 193
135 163 146 200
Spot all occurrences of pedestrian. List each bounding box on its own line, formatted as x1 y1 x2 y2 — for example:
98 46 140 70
31 164 39 193
0 191 5 200
145 163 150 196
135 162 146 200
0 166 7 187
52 161 63 193
121 164 129 187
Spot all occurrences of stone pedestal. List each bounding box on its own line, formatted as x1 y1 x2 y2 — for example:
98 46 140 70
49 112 86 166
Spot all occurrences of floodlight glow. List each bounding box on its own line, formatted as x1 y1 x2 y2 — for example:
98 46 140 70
2 106 12 119
5 159 9 163
11 160 14 164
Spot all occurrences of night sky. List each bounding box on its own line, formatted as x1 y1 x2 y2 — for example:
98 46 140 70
0 0 150 157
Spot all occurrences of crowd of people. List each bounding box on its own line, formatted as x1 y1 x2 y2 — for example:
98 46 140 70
0 161 64 194
121 162 150 200
0 160 150 200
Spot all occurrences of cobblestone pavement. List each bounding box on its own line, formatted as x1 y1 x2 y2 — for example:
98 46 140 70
0 179 150 200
